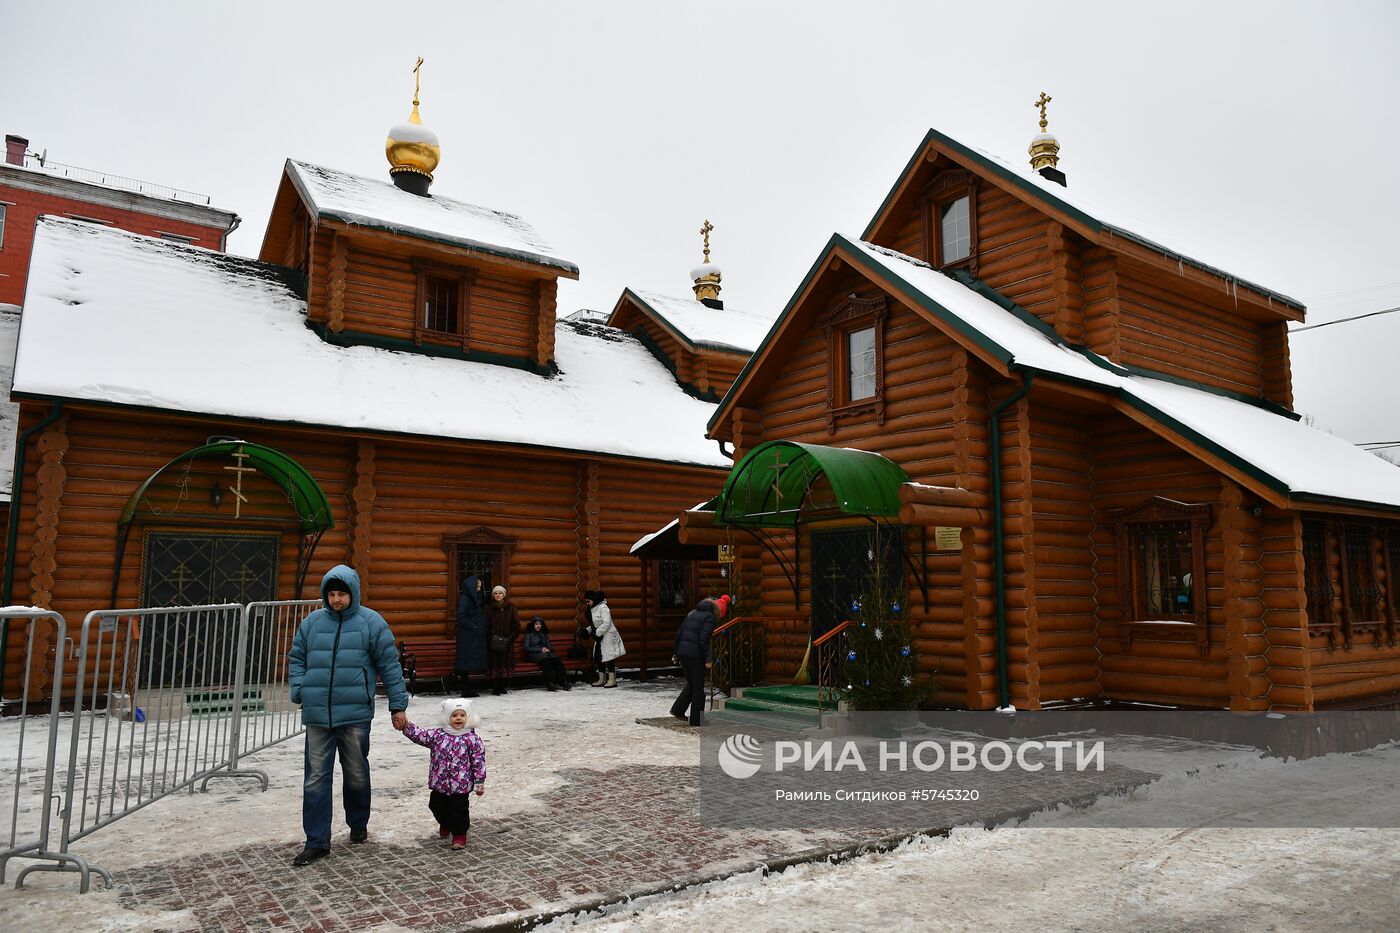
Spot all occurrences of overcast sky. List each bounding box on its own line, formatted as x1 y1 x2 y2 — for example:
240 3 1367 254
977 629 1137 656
3 1 1396 445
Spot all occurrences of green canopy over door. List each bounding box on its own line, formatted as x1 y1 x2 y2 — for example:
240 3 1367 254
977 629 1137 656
113 440 334 603
715 440 909 527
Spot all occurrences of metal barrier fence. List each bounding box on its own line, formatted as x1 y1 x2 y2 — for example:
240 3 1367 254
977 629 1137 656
210 599 318 787
0 610 96 890
0 599 319 892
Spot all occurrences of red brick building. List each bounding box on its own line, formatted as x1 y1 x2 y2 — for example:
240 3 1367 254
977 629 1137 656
0 134 240 305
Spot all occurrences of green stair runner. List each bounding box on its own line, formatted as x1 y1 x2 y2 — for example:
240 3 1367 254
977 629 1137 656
708 684 827 731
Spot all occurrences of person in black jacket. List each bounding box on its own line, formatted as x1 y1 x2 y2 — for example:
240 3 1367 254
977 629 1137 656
670 594 730 726
523 616 570 691
454 576 489 697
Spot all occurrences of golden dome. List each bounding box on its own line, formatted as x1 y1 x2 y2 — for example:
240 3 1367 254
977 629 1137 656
385 104 441 178
386 58 440 189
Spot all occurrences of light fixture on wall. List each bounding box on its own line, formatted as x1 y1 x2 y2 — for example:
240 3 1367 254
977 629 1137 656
210 481 223 507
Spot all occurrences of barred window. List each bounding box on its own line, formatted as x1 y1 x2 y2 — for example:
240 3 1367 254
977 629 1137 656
424 275 459 334
1343 525 1381 624
1303 521 1335 637
1129 521 1195 620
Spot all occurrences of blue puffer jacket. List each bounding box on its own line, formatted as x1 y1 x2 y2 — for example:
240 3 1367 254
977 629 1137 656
289 565 410 728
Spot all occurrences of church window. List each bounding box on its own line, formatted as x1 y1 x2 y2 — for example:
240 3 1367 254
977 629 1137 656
925 170 979 272
424 275 459 333
847 326 877 401
414 263 472 348
442 527 517 621
939 196 971 265
820 295 887 432
1110 497 1209 649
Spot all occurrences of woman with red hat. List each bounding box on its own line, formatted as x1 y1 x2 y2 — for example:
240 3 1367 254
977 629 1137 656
670 594 729 725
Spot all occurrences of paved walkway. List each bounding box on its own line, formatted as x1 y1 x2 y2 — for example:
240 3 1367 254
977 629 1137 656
110 755 1153 931
0 684 1194 932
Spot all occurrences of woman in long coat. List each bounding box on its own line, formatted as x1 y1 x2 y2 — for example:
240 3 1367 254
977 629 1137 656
485 584 520 695
585 590 625 688
454 575 489 697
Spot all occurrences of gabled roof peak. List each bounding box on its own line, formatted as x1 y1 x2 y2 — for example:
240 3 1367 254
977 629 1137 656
864 128 1302 313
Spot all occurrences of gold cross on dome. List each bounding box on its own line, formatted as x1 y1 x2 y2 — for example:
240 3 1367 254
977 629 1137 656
699 219 714 264
413 57 425 106
1035 92 1052 131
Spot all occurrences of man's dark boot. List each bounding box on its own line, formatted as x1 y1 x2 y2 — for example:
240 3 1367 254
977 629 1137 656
350 827 367 844
292 847 329 867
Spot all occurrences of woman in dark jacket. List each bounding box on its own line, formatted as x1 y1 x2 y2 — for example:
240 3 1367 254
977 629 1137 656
454 575 489 697
523 616 571 691
485 584 520 696
670 594 729 726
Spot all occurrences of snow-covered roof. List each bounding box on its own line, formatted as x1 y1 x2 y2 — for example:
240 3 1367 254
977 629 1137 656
0 305 20 501
843 235 1400 511
868 129 1303 311
624 288 777 354
285 160 578 276
14 219 727 468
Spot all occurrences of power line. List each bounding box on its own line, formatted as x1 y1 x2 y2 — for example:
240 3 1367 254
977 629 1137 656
1290 306 1400 333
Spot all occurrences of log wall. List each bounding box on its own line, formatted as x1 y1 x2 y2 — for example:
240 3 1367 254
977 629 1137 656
306 233 545 363
1115 273 1265 396
1026 402 1101 704
748 271 997 705
1 402 728 692
1090 418 1230 707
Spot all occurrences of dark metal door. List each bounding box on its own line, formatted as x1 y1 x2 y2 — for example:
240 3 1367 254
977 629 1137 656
810 526 904 640
140 531 280 686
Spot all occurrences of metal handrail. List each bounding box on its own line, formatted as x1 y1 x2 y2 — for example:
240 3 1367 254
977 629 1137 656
813 619 854 648
21 154 213 205
814 621 855 713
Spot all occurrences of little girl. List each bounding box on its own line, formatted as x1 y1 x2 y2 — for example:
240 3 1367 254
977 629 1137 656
401 698 487 850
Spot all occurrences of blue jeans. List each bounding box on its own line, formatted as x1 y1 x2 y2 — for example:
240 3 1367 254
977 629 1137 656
302 723 371 849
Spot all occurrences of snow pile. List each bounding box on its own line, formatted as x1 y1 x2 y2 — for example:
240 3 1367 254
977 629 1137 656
14 219 729 468
287 160 577 274
849 235 1400 510
626 288 778 354
0 305 20 500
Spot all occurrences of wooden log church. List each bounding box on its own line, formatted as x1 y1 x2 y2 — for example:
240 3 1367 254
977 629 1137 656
1 74 762 695
670 98 1400 711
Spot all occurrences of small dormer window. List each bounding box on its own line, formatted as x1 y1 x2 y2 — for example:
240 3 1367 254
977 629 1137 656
925 169 979 273
413 262 472 349
939 196 971 265
424 275 459 333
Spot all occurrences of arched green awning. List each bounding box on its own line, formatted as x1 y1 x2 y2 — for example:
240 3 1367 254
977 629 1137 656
118 440 334 535
716 440 909 527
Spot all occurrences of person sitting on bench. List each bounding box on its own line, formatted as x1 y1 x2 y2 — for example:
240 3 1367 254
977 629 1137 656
523 616 571 692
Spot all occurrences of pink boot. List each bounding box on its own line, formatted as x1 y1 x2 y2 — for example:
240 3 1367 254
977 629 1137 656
438 825 450 839
451 833 467 850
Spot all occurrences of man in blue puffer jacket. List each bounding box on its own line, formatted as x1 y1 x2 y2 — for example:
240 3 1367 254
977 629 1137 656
288 565 410 867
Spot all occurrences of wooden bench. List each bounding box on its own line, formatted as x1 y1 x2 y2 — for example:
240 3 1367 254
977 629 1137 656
399 634 593 695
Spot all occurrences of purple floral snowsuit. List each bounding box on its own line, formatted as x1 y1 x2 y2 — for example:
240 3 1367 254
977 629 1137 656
403 723 486 834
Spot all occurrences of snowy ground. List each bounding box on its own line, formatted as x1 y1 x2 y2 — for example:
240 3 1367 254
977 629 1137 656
0 681 703 931
544 745 1400 932
1 682 1397 932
